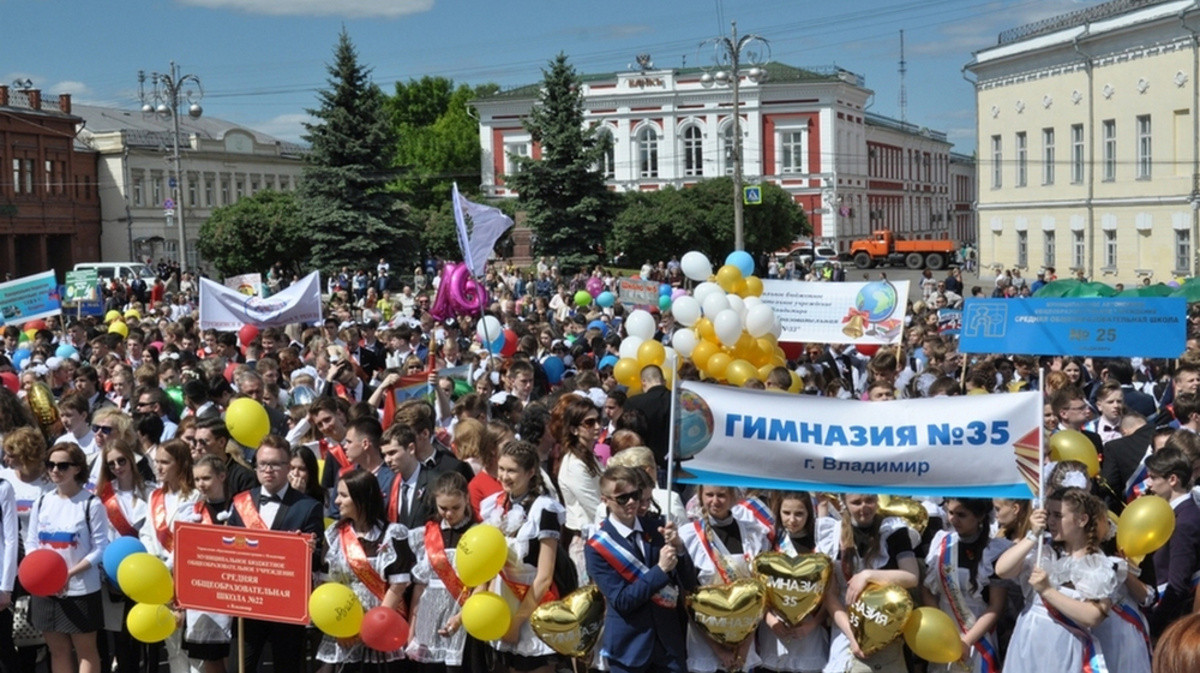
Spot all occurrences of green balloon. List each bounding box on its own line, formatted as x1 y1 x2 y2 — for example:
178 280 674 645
165 386 184 415
574 290 592 307
659 295 672 310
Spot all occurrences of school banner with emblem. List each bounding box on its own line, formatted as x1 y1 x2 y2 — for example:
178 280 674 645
760 279 910 346
199 271 322 330
676 381 1042 498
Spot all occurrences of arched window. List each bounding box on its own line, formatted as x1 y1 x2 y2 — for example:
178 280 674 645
721 124 736 175
637 126 659 178
596 128 615 179
682 125 704 177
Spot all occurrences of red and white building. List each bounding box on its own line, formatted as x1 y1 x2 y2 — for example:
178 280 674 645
474 62 975 251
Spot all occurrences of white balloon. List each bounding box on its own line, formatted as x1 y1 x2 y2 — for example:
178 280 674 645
713 309 743 347
672 296 702 327
664 346 679 367
681 251 713 281
743 296 763 309
693 282 723 306
727 295 747 321
745 304 776 338
619 336 644 360
701 292 731 318
476 315 502 342
625 310 657 341
671 328 698 358
770 316 783 339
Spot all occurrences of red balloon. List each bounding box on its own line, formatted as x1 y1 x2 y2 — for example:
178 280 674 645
360 606 408 652
238 324 260 350
856 344 880 357
0 372 17 393
500 329 519 357
19 549 68 597
23 319 47 332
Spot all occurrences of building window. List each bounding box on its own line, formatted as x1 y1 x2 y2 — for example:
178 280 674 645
44 160 53 193
1015 132 1027 187
204 180 213 207
503 140 529 175
991 135 1002 188
722 125 736 176
188 180 197 207
1103 120 1116 181
152 178 162 208
1044 231 1055 267
1177 229 1192 272
637 126 658 178
682 126 703 177
596 130 615 179
22 160 32 194
1104 230 1117 268
236 180 244 200
1071 124 1084 184
221 180 229 205
1017 230 1028 267
1137 114 1152 179
1042 128 1054 185
133 177 143 206
1073 230 1085 268
781 130 805 174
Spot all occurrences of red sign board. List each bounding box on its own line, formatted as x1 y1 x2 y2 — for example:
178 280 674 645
174 523 313 625
617 278 660 310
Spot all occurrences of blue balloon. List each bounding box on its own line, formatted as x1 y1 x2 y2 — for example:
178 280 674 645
587 320 609 337
596 291 615 308
659 283 672 297
543 356 566 385
598 354 619 370
11 349 30 370
726 250 756 277
488 335 505 354
55 343 78 359
102 536 147 585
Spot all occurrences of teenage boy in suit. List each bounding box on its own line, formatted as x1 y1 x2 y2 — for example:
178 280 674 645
1145 446 1200 637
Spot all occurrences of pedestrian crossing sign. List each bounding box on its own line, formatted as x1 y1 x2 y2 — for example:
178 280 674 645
743 185 762 205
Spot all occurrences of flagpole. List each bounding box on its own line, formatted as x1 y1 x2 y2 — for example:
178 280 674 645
1036 366 1046 567
666 353 681 495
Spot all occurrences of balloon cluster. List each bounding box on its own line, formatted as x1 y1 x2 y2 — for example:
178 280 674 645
455 525 513 641
430 262 488 323
475 315 518 356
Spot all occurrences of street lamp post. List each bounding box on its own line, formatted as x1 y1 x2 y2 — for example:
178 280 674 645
138 62 203 271
700 21 769 252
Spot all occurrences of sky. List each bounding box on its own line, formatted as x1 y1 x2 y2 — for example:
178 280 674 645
1 0 1107 152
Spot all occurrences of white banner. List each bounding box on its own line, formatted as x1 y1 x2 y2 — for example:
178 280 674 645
199 271 322 330
677 381 1041 498
760 279 910 346
223 272 262 297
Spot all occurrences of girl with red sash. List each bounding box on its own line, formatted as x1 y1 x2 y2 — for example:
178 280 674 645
996 488 1116 673
920 497 1009 673
678 484 771 673
759 491 830 673
478 441 566 673
95 439 151 673
137 439 199 673
407 472 473 672
180 455 233 673
318 468 415 670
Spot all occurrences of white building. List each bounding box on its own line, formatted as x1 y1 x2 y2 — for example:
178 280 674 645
74 104 306 270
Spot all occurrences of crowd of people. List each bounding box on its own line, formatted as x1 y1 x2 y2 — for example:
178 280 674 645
0 254 1197 673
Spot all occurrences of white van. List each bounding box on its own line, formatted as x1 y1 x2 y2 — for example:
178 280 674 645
72 262 157 283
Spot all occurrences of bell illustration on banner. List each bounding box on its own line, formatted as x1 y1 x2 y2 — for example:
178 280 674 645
686 579 768 647
753 552 831 627
848 583 913 657
529 586 606 659
842 314 866 339
877 495 929 534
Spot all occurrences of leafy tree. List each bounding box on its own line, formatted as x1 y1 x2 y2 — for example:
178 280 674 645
610 178 808 263
295 30 414 273
196 190 306 278
505 54 615 274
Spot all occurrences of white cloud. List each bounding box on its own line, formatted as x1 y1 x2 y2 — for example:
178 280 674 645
251 113 312 143
910 0 1096 57
178 0 434 18
48 80 93 97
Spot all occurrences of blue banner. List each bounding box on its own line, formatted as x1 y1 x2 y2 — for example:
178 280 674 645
958 297 1186 358
0 271 62 326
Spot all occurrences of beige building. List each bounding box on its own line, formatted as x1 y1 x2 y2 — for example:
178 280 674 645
966 0 1200 282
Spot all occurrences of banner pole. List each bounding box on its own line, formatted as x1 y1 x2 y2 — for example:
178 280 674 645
238 617 245 673
666 354 680 495
1036 367 1046 567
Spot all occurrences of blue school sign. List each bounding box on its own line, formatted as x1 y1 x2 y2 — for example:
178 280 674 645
958 297 1187 358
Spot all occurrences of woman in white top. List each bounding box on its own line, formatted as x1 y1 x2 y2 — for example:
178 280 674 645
26 442 108 673
550 395 602 583
604 446 687 526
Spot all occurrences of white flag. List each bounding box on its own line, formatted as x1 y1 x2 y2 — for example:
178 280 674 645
452 183 515 278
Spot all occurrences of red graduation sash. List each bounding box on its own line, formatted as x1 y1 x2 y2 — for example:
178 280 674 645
232 491 268 530
495 493 560 605
100 483 137 537
339 523 389 602
425 522 468 605
320 439 354 477
150 488 174 553
194 501 215 525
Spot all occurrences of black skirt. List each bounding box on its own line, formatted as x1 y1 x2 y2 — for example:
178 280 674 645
31 591 104 634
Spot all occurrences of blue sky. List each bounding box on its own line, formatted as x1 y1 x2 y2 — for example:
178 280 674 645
2 0 1103 152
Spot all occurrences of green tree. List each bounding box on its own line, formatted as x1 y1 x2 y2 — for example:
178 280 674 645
505 54 615 274
196 190 306 278
610 178 807 263
296 30 414 273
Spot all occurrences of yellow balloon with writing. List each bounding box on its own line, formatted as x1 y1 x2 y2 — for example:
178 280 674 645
456 524 507 587
309 582 363 638
848 583 913 657
686 578 768 647
1117 495 1176 558
530 586 605 658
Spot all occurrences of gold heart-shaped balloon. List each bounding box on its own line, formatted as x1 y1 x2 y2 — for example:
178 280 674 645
753 552 831 627
848 583 913 657
530 585 606 659
877 495 929 533
686 578 767 647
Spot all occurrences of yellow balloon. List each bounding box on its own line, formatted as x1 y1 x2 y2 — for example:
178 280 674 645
613 357 640 387
966 388 989 395
124 309 142 321
22 329 36 342
127 603 176 643
755 336 777 354
225 397 270 448
726 359 758 387
706 352 732 380
716 264 744 292
732 332 756 360
788 371 804 393
731 279 747 296
757 363 777 381
902 607 962 664
637 339 666 368
462 591 512 641
695 317 717 344
118 553 173 605
691 340 720 369
743 276 764 297
1049 430 1100 477
457 525 507 587
105 310 122 324
324 517 336 530
310 582 363 638
108 321 129 338
1117 495 1177 557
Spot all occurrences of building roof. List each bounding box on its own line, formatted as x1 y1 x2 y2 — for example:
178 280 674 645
997 0 1167 45
73 103 307 157
864 112 949 144
475 62 864 102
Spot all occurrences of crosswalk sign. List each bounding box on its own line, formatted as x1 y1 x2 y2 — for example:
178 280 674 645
743 185 762 205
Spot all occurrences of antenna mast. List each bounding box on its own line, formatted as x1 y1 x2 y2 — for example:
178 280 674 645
899 30 908 124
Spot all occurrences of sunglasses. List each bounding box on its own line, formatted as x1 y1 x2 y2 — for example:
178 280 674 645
607 490 640 506
580 417 600 428
92 425 115 435
46 461 76 472
106 457 128 469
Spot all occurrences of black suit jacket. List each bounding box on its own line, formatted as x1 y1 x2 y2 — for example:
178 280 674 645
1099 424 1154 513
228 486 324 569
1151 496 1200 637
388 466 439 528
426 444 475 483
622 386 672 467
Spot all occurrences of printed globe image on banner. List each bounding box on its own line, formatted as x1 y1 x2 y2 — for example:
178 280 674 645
678 389 714 458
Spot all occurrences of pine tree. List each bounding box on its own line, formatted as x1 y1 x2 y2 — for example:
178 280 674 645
296 30 414 273
506 54 615 274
